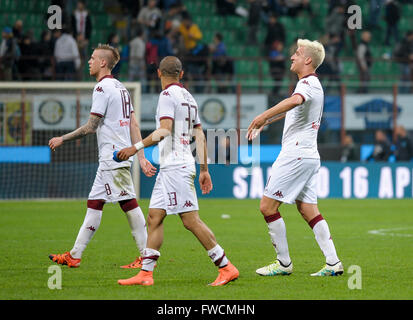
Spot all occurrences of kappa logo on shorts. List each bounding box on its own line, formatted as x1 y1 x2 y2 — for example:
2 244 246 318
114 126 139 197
183 200 194 208
87 226 96 232
119 190 129 197
273 190 284 198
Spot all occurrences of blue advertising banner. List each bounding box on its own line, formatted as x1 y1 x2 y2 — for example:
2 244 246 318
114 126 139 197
140 162 413 199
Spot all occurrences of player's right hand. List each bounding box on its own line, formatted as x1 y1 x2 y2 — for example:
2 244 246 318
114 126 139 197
48 137 63 151
117 146 137 161
246 114 266 141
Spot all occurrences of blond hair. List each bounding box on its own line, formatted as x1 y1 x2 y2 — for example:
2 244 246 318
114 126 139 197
297 39 325 70
95 44 120 71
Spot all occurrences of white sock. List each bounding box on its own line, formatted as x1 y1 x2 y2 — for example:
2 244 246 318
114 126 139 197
70 208 102 259
207 244 229 268
265 212 291 266
141 248 160 272
125 206 147 256
311 216 340 265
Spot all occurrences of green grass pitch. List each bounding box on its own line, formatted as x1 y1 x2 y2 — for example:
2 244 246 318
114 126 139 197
0 199 412 300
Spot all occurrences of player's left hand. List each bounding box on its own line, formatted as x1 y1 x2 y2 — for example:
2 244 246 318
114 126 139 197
117 146 137 161
199 171 213 194
139 158 157 177
246 114 266 141
48 137 63 151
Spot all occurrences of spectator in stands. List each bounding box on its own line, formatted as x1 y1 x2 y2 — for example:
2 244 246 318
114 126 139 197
340 134 358 162
71 0 92 80
178 12 202 54
37 30 54 80
53 27 80 81
161 0 183 11
216 0 237 16
128 27 146 84
268 40 286 95
368 0 385 29
266 0 287 16
356 31 373 93
12 20 24 45
107 33 121 79
318 33 341 83
393 30 413 93
327 0 353 14
384 0 401 46
247 0 262 45
0 27 19 81
137 0 162 37
285 0 313 17
162 2 185 33
394 126 413 161
178 12 206 92
264 13 285 53
367 130 392 161
325 5 346 49
209 32 234 93
18 35 39 81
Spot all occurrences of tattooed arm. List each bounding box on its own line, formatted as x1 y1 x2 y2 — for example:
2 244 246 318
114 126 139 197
48 114 101 151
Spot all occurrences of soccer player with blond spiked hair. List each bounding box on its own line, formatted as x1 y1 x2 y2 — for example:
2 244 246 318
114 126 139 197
247 39 343 276
48 44 156 269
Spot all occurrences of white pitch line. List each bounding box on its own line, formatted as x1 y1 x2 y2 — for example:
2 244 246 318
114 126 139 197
368 227 413 238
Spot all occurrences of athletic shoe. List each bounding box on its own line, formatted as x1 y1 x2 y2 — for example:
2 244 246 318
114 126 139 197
49 251 81 268
209 262 239 286
255 259 293 276
120 256 143 269
311 261 344 276
118 270 154 286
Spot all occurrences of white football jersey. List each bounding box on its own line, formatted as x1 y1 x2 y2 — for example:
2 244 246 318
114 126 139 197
279 73 324 159
155 83 201 169
90 75 135 170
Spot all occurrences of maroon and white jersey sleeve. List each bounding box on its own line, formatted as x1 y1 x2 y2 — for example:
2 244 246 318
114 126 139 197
90 84 108 117
157 90 176 121
292 78 313 103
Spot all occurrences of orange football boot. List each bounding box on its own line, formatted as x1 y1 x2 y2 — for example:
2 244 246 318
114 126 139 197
118 270 154 286
209 262 239 286
120 256 143 269
49 251 81 268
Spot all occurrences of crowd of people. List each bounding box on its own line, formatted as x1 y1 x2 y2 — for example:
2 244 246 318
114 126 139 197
340 126 413 162
0 0 412 93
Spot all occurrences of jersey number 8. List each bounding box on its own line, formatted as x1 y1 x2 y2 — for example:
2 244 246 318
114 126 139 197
120 89 131 119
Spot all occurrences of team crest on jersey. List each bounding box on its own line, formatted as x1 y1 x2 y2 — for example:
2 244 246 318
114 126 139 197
96 86 104 93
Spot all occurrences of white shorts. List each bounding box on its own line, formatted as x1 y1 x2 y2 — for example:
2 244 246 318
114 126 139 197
263 157 320 204
149 164 199 215
88 166 136 203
